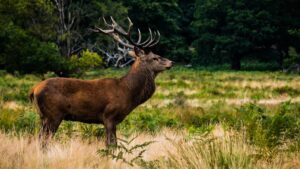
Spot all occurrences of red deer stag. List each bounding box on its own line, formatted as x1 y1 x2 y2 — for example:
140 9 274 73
29 17 173 147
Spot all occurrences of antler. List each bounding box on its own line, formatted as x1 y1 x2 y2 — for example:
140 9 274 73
92 16 160 49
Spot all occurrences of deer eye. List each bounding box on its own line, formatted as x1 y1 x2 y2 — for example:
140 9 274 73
153 58 159 61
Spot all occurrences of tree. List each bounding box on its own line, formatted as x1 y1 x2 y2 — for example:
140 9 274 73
269 0 300 68
0 0 63 73
0 0 129 74
50 0 128 74
120 0 195 63
50 0 128 57
193 0 279 70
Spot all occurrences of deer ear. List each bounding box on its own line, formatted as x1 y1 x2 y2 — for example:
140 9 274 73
128 47 145 58
135 47 145 56
128 50 138 58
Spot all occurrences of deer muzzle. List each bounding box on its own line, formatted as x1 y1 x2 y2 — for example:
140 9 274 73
165 60 173 69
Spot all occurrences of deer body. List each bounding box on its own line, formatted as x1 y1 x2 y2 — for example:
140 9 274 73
32 59 155 124
31 54 171 147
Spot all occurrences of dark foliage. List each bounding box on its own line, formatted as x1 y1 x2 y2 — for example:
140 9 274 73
0 0 299 73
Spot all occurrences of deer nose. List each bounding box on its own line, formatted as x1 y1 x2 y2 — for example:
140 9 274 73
166 60 173 69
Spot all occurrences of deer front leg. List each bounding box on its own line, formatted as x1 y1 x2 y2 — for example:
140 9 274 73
104 121 117 147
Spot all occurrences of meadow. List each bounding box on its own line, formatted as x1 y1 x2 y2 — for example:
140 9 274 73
1 67 300 169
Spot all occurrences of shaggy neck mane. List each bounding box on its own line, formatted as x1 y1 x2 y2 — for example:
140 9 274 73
120 59 156 106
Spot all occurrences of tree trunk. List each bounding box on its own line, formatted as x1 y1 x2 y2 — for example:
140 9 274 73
278 45 288 69
231 53 241 70
278 51 283 68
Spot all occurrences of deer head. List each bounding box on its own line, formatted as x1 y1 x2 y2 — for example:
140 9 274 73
92 17 173 74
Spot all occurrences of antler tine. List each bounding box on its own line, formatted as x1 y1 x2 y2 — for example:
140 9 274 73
117 43 125 53
110 16 129 37
92 17 114 33
144 28 156 47
103 17 111 27
139 28 152 46
93 16 160 49
136 28 142 44
139 35 151 46
127 17 133 34
147 30 157 46
93 26 114 34
148 30 160 47
110 16 145 48
98 16 134 48
110 16 118 27
112 34 134 48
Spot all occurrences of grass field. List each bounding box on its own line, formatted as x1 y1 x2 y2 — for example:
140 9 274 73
1 67 300 169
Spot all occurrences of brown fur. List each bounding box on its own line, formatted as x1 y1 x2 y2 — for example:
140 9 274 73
30 51 172 147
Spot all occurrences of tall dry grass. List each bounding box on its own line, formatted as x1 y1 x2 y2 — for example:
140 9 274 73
1 127 299 169
0 129 183 169
160 126 300 169
0 133 105 169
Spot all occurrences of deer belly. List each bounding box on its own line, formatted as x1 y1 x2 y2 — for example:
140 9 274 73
64 113 102 124
62 96 105 123
63 102 104 124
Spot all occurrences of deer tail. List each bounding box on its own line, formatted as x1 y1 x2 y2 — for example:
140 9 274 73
29 85 43 117
29 87 35 102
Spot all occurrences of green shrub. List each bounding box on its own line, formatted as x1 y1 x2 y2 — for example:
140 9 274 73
79 124 105 139
120 108 180 133
236 103 300 149
0 108 19 132
98 136 155 167
284 47 300 68
0 108 38 134
15 111 38 134
22 42 65 74
0 74 37 103
0 23 65 74
69 50 104 76
56 121 75 138
273 86 300 97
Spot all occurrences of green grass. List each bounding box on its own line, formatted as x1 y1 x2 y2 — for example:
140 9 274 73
1 66 300 167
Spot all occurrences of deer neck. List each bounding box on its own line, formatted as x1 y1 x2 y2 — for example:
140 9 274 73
121 60 156 106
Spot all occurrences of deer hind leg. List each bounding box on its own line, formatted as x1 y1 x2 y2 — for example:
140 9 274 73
39 117 62 149
104 121 117 147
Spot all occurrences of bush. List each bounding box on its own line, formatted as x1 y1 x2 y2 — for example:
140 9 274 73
236 103 300 149
0 108 38 135
284 47 300 68
22 42 65 74
0 23 65 74
15 111 37 134
273 86 300 97
69 50 104 76
120 108 180 133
